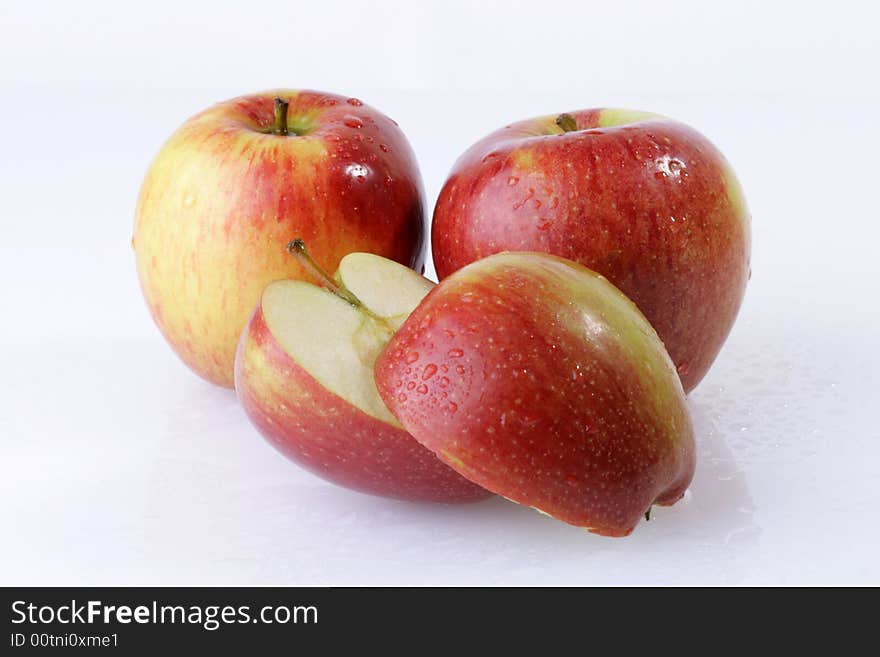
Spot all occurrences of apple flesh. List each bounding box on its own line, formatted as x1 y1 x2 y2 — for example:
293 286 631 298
375 252 695 535
432 108 750 392
134 90 426 388
234 251 490 503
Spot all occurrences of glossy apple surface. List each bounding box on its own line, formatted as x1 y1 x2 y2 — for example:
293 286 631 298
375 252 695 535
432 109 750 392
134 89 426 387
235 252 490 503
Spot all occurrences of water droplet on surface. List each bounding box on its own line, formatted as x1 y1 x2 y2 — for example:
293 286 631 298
397 393 407 402
379 143 390 152
447 348 464 358
343 116 364 129
440 364 448 373
416 384 428 394
422 364 438 380
447 402 458 413
406 381 416 391
406 351 419 364
439 377 449 388
456 365 466 375
346 97 363 106
507 176 519 186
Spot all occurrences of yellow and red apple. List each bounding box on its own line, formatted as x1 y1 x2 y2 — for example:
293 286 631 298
375 252 695 535
234 247 490 503
432 109 750 392
134 90 426 387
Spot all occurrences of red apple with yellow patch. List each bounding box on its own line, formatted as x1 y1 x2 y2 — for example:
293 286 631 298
134 90 426 387
234 244 490 503
375 252 695 535
432 109 750 392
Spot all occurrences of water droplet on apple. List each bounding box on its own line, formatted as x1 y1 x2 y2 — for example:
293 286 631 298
422 363 438 380
406 351 419 364
346 97 363 106
344 116 364 129
447 348 464 358
439 377 449 388
507 176 519 186
406 381 416 391
456 365 466 375
379 143 390 152
416 384 428 394
447 402 458 413
440 364 448 373
676 361 690 376
397 393 407 402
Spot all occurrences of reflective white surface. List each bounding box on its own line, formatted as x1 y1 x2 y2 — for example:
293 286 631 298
2 0 879 585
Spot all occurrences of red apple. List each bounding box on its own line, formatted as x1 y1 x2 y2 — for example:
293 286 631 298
432 108 750 392
235 245 490 503
134 90 426 387
375 252 695 536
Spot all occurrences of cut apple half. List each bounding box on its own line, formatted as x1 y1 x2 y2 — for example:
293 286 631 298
234 247 490 503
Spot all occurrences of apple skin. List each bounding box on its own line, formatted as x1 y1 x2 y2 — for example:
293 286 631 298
432 108 750 392
375 252 695 535
234 302 491 503
134 89 426 388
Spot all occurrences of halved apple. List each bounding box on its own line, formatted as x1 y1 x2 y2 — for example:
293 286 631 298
234 247 491 503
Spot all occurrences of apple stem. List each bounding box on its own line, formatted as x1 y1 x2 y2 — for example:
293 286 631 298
644 506 653 522
273 97 289 136
286 239 363 308
555 113 578 133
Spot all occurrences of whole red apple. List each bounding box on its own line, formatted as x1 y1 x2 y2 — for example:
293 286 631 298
134 90 426 387
432 109 750 392
375 252 695 536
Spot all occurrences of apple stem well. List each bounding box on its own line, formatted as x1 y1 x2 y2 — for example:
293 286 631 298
555 113 578 133
286 239 365 309
273 97 289 136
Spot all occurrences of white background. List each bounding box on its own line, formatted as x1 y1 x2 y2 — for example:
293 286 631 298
2 0 878 585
